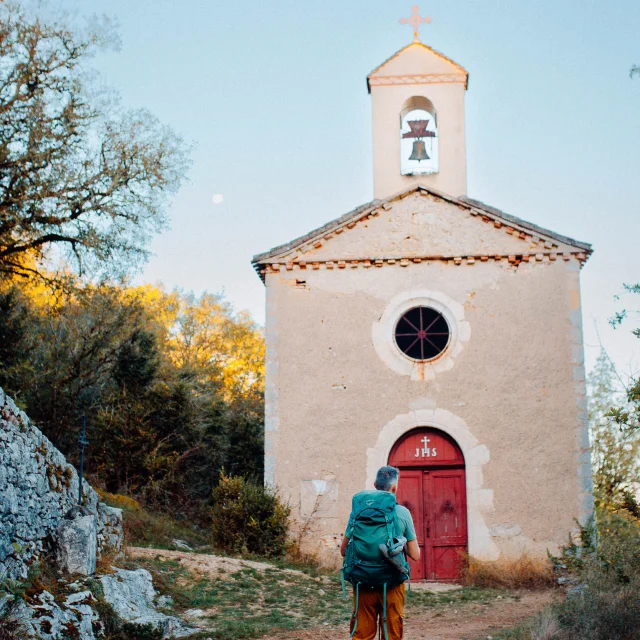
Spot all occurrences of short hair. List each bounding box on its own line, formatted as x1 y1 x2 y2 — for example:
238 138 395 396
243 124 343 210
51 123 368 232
375 466 400 491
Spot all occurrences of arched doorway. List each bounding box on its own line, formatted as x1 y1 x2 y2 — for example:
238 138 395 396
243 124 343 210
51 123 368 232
388 428 468 581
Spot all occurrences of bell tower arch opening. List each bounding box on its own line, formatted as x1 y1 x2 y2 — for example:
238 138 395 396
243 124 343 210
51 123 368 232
389 427 468 581
400 96 439 176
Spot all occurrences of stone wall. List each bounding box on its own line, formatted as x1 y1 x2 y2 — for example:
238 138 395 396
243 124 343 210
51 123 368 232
0 386 121 582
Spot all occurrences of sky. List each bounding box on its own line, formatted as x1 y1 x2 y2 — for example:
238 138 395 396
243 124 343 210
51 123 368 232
56 0 640 378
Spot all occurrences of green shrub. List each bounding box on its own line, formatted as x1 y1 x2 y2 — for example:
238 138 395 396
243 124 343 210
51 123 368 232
210 473 290 557
545 505 640 640
556 583 640 640
558 506 640 584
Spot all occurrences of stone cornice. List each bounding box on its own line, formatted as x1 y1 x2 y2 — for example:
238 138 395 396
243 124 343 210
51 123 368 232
260 251 588 277
368 73 467 87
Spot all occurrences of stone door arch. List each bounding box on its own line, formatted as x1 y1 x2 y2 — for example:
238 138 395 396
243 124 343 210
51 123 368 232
389 427 468 581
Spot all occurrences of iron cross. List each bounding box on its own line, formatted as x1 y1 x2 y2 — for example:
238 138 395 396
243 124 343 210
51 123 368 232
400 5 432 42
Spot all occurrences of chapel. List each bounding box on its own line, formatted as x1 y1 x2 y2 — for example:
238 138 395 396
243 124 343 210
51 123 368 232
251 13 593 580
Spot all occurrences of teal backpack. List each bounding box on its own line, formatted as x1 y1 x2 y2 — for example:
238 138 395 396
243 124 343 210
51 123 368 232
341 490 410 640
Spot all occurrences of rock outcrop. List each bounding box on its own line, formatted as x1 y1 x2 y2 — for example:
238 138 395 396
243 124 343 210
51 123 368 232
100 568 196 637
0 386 197 639
55 507 98 576
13 590 99 640
0 386 122 582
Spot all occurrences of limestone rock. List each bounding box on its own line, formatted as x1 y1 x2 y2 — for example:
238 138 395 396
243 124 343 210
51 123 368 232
172 538 193 551
0 534 13 562
55 508 97 576
12 589 97 640
97 502 124 557
156 594 174 608
100 568 197 638
63 591 98 639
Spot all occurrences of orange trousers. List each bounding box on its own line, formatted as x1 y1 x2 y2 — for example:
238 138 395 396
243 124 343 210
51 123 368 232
350 583 405 640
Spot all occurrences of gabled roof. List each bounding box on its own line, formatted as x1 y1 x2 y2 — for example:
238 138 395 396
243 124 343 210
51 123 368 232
252 185 592 276
367 42 469 92
458 196 592 253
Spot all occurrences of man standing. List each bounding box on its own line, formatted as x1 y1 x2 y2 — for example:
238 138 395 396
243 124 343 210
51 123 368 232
340 466 420 640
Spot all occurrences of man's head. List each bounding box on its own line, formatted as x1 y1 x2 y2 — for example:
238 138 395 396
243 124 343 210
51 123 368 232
374 466 400 494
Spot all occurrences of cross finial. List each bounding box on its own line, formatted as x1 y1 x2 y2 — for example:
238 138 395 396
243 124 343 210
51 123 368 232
400 5 432 42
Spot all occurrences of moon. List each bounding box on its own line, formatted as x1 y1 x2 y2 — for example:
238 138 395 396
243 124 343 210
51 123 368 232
212 194 224 205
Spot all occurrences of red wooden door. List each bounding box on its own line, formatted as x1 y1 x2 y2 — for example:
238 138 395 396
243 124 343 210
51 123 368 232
389 429 467 581
395 469 425 580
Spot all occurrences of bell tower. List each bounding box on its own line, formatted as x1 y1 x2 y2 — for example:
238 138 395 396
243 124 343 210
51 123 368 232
368 7 468 199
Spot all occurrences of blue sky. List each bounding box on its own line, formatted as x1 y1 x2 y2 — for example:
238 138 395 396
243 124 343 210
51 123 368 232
58 0 640 376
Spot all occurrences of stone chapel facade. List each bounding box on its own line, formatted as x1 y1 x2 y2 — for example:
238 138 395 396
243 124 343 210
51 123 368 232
252 40 593 579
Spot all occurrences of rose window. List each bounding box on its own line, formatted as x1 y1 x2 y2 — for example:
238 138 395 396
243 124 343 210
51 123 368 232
394 307 450 361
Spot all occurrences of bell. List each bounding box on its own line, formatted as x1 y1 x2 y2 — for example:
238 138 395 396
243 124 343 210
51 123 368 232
409 140 429 162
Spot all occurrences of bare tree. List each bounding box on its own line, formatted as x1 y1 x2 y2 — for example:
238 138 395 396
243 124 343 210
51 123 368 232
0 2 190 280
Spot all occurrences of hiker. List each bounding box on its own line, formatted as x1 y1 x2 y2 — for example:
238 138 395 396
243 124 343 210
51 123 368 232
340 466 420 640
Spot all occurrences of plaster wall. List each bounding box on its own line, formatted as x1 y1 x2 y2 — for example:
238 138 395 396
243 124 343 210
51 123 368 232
293 194 577 262
264 253 591 565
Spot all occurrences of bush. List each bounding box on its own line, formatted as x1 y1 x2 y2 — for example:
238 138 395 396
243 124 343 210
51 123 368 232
556 583 640 639
210 473 290 557
557 507 640 584
534 505 640 640
461 553 555 590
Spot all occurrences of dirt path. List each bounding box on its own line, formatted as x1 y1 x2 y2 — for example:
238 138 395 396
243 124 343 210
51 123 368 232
258 590 554 640
129 547 554 640
128 546 317 580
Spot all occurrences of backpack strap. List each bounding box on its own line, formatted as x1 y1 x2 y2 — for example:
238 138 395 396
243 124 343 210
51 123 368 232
381 582 389 640
350 582 360 638
385 514 395 543
340 568 347 600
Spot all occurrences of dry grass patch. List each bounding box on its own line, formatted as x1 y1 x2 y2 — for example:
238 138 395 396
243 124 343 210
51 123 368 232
462 554 556 590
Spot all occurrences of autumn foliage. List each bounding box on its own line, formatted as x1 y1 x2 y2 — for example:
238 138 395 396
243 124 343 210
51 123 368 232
0 279 265 521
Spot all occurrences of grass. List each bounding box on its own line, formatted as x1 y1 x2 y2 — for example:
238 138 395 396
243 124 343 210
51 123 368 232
486 609 560 640
91 493 561 638
471 618 538 640
407 585 516 610
131 555 350 639
97 489 210 550
132 554 516 640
